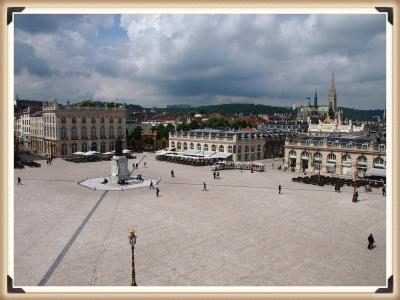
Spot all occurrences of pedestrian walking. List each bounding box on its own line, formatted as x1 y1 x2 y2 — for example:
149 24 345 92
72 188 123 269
356 190 359 201
368 233 375 250
216 172 220 179
240 166 243 173
202 182 207 191
46 159 49 166
278 185 282 194
382 185 386 196
17 177 22 185
213 171 216 179
136 163 138 168
132 163 135 169
144 162 147 168
156 187 159 197
171 170 174 177
149 181 154 189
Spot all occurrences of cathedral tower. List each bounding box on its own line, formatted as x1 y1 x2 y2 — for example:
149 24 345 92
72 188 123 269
328 72 337 112
314 89 318 108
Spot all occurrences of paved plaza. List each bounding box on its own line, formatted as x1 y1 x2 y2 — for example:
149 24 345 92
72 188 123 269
13 153 386 286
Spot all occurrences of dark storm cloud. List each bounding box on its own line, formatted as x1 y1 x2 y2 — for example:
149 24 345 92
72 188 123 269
14 41 54 77
14 13 386 109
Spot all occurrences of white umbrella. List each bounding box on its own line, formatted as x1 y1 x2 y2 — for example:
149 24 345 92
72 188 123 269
123 149 132 154
72 151 85 155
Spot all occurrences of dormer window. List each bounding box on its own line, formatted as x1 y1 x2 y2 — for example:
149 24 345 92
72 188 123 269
362 143 369 150
378 144 385 151
347 142 353 148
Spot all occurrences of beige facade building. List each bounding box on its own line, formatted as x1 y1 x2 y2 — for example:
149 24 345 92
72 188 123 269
30 100 127 157
283 134 386 177
169 129 266 162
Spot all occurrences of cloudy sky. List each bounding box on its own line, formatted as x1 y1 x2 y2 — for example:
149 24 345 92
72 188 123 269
14 14 386 109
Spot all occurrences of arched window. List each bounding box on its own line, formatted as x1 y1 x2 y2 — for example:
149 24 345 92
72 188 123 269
100 117 104 124
71 127 77 139
228 145 233 153
72 116 76 124
183 142 188 150
219 145 224 152
82 116 86 124
197 143 201 150
301 151 309 159
91 117 96 124
91 127 96 139
100 142 106 153
81 127 87 139
61 143 67 156
91 142 97 151
245 145 249 153
327 153 336 161
342 154 351 163
109 141 115 151
238 146 242 153
190 143 194 150
379 144 385 151
117 127 122 137
204 144 209 151
82 142 88 152
177 142 182 150
109 127 114 139
61 116 66 124
61 127 67 139
118 117 122 123
314 152 322 161
100 127 105 139
71 143 77 153
211 144 216 151
357 156 367 164
110 117 114 123
257 145 261 151
374 157 385 167
171 141 175 148
289 150 296 158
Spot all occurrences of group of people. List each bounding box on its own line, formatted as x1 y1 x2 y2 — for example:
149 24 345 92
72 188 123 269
213 171 220 179
46 158 52 165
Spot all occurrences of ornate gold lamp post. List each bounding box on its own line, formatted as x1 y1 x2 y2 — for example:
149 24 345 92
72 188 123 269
128 228 137 286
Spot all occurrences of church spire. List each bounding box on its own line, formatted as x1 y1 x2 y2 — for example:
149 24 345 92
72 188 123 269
328 71 337 112
314 89 318 108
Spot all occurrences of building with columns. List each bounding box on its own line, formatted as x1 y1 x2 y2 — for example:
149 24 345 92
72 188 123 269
283 134 386 177
169 129 297 162
29 100 127 158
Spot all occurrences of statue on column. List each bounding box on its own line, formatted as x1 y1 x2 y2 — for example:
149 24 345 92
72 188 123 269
115 137 123 156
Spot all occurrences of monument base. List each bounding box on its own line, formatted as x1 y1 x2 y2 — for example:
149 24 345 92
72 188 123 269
111 155 130 182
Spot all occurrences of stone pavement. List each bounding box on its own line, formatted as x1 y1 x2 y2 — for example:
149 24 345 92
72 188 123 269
13 154 386 286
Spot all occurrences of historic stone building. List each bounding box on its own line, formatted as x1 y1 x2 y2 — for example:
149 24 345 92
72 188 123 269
169 129 296 162
283 134 386 177
297 72 344 123
29 100 127 158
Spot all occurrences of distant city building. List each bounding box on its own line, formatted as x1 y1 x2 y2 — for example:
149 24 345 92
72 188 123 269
297 72 344 123
307 119 367 135
283 134 386 176
28 100 127 157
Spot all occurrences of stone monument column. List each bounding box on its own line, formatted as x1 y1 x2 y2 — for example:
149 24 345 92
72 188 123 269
111 137 130 182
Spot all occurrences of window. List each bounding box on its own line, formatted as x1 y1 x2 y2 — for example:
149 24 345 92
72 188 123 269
177 142 182 150
72 143 77 153
82 116 86 124
100 127 105 139
342 154 351 163
109 127 114 139
327 153 336 161
334 141 340 147
190 143 194 150
91 142 97 151
357 156 367 164
109 141 115 151
81 127 87 139
110 117 114 123
211 144 216 151
101 117 104 124
61 143 67 156
61 127 67 139
72 116 76 124
117 127 122 137
228 146 233 153
204 144 209 151
197 143 201 150
374 157 384 167
379 144 385 151
314 152 322 161
301 151 309 159
347 142 353 148
257 145 261 152
171 141 175 148
91 127 96 139
91 117 96 124
100 142 106 153
238 146 242 153
61 116 66 124
118 117 122 123
362 143 369 150
245 145 249 153
183 142 188 150
219 145 224 152
71 127 77 139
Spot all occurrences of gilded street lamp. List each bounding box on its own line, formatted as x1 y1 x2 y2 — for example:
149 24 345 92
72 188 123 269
128 228 137 286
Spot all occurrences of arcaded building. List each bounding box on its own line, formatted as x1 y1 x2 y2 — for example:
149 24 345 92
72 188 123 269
29 100 127 158
283 134 386 177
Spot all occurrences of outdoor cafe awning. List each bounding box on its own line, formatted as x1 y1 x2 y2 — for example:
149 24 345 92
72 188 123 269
72 151 85 155
365 168 386 177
